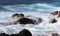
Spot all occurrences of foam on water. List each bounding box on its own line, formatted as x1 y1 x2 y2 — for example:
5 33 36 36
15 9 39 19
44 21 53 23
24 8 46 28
0 12 60 36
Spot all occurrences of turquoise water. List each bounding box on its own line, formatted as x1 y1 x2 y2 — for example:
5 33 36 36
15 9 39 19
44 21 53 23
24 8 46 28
0 3 59 12
0 3 60 36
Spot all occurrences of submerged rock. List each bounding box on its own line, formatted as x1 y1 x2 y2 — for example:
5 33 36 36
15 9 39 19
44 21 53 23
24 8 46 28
38 18 43 23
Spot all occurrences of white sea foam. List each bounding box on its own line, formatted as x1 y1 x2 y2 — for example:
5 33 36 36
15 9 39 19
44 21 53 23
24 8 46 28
0 12 60 36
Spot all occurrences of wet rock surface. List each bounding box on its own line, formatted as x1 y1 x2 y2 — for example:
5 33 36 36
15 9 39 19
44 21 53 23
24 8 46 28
0 29 32 36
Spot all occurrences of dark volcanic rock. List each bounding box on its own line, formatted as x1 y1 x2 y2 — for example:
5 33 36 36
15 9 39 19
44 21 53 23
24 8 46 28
10 34 18 36
51 11 60 18
0 33 9 36
17 29 32 36
51 11 58 16
52 33 59 36
51 19 57 24
0 29 32 36
12 13 20 18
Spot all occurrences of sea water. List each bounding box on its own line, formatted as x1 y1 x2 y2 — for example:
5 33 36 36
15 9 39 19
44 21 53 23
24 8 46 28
0 3 60 36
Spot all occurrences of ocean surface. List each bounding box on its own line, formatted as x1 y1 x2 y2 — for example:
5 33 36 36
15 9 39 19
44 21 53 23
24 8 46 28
0 12 60 36
0 3 60 36
0 3 59 12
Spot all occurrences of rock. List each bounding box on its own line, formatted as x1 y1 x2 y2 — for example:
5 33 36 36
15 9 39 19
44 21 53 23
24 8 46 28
17 18 35 24
51 11 60 18
0 29 32 36
10 34 17 36
58 12 60 18
51 11 58 16
12 13 20 18
52 33 59 36
0 33 9 36
50 19 57 24
38 18 42 23
17 29 32 36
